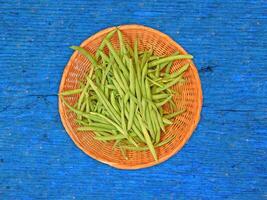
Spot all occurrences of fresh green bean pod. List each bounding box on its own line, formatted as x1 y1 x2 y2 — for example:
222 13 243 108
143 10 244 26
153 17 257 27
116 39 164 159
136 114 157 161
95 29 116 59
164 109 186 119
60 88 83 96
149 54 193 67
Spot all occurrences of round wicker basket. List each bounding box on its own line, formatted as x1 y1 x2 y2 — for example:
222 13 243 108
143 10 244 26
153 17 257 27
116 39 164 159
58 24 202 169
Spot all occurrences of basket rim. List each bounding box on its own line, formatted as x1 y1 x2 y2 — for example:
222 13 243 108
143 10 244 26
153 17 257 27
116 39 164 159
58 24 203 170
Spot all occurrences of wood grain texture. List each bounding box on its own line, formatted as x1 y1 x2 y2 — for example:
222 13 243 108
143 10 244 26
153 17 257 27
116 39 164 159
0 0 266 199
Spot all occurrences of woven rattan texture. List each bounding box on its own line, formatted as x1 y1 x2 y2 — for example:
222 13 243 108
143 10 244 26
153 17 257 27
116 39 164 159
58 25 202 169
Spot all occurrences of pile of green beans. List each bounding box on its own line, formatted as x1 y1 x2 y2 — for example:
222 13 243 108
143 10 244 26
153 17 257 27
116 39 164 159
60 28 192 161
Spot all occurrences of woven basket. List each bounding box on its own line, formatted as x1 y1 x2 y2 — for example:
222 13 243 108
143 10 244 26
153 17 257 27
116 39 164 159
58 24 202 169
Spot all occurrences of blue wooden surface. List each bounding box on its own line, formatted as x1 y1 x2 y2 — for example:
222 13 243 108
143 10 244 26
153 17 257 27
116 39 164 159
0 0 266 199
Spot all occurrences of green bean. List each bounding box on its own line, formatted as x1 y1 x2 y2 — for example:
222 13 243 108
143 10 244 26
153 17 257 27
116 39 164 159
76 119 89 126
112 139 122 151
146 77 163 89
96 103 104 113
141 62 148 82
104 86 109 99
90 131 102 138
106 84 116 90
145 104 155 141
113 66 127 93
134 40 141 81
127 97 136 131
140 98 146 118
119 100 127 134
77 78 91 109
95 131 115 136
117 28 126 56
119 146 128 160
141 63 148 97
89 122 116 129
155 64 161 77
128 136 139 147
95 68 103 84
149 55 164 61
152 105 165 133
70 46 98 68
145 85 156 142
122 135 175 150
89 115 109 124
118 67 129 88
110 92 120 113
112 78 124 97
165 60 173 74
164 109 186 119
128 91 138 105
131 123 146 142
150 109 161 143
150 109 159 140
135 77 142 103
164 52 179 74
124 104 145 142
147 68 158 74
78 81 85 88
159 134 175 145
168 63 189 79
152 93 170 100
136 114 157 161
162 118 173 125
98 50 110 63
95 134 127 141
148 73 161 81
61 96 106 123
140 51 148 69
149 54 193 67
125 43 134 58
154 74 183 93
89 103 96 112
153 116 162 143
78 126 115 132
131 135 143 144
128 59 135 94
159 61 170 71
156 95 173 107
94 101 100 112
101 60 113 86
61 96 85 115
123 92 130 104
60 88 83 96
90 95 98 100
145 79 152 100
85 93 90 113
95 29 116 59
